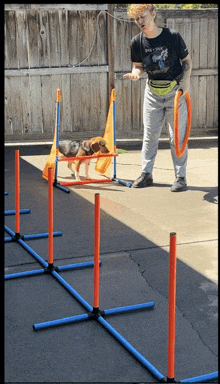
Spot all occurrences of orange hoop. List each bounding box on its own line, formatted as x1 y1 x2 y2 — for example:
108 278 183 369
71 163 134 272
174 91 191 158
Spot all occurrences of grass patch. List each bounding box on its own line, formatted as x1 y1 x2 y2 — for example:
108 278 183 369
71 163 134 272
117 148 127 154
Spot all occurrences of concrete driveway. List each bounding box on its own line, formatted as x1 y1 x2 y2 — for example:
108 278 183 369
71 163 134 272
4 139 218 383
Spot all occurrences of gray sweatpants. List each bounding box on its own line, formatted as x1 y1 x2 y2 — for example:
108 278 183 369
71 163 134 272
142 82 188 178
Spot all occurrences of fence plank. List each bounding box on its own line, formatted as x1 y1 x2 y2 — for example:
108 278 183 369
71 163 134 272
198 76 207 129
71 73 81 132
191 17 200 69
20 75 32 134
16 11 29 69
38 11 51 68
207 18 216 69
200 19 208 68
213 75 218 128
5 11 18 69
29 75 43 133
206 75 215 128
48 10 61 67
59 10 69 67
131 81 141 131
41 74 53 133
190 76 199 132
114 18 132 72
81 72 92 131
61 73 72 132
26 11 40 68
5 77 13 134
97 11 107 65
183 18 192 57
68 10 78 66
8 76 23 134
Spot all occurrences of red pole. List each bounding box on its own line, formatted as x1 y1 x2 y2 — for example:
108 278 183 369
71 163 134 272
167 232 177 383
15 150 20 234
48 168 53 266
93 193 100 311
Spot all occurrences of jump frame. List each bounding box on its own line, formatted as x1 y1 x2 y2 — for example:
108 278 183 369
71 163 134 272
52 88 132 193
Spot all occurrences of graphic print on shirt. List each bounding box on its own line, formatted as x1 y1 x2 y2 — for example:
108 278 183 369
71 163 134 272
144 47 169 75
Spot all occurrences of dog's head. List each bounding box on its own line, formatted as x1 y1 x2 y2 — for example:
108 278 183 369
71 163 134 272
91 139 109 154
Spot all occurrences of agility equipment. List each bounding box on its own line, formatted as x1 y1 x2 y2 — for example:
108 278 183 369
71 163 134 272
42 88 131 192
5 174 218 381
4 150 62 244
167 232 177 383
5 168 101 280
33 192 163 381
180 371 218 383
174 90 191 158
166 233 218 383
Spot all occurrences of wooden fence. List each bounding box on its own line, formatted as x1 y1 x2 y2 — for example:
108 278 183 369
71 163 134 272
5 5 218 142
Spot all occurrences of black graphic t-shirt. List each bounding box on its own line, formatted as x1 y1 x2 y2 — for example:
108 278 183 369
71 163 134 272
130 28 189 81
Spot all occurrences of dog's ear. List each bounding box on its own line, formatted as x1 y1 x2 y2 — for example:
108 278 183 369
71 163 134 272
91 142 100 153
82 141 91 152
99 139 106 146
99 139 109 153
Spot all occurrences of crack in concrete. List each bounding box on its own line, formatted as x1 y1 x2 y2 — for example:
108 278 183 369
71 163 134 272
128 252 218 359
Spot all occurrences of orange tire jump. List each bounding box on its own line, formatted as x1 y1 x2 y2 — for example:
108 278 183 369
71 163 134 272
174 91 191 158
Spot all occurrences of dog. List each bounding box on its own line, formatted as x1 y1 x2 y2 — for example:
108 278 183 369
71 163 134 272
59 137 109 180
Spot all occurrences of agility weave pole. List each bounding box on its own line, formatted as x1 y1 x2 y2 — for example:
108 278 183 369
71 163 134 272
5 168 101 280
4 150 62 244
166 233 218 384
174 91 191 158
44 88 131 193
33 193 165 382
4 150 31 223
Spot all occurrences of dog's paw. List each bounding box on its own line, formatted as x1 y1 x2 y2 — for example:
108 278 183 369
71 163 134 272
74 172 81 181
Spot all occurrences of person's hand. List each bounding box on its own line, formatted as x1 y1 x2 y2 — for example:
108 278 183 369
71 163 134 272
177 79 189 97
123 73 140 81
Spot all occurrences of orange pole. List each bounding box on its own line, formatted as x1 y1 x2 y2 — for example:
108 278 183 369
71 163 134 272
58 153 118 162
15 150 20 234
93 193 100 310
167 232 177 383
48 168 53 265
174 91 191 158
60 178 112 187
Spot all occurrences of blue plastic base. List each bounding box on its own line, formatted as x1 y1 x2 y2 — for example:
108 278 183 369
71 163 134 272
112 177 132 188
54 182 70 193
4 224 101 280
33 274 162 382
4 224 62 243
180 371 218 383
4 208 31 216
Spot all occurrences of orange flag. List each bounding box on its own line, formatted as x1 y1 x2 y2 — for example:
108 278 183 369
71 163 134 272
42 90 60 181
42 128 57 181
95 89 115 176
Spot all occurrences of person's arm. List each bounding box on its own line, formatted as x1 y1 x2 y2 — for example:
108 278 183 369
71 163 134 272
123 63 144 81
178 54 192 96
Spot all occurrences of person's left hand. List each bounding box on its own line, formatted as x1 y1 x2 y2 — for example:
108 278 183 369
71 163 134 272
177 79 189 97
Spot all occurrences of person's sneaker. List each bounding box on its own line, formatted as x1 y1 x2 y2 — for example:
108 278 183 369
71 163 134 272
132 172 153 188
171 177 187 192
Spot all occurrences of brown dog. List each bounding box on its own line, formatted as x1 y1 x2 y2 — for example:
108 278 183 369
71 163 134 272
59 137 109 180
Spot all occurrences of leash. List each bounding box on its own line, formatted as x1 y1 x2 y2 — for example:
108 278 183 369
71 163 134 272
174 90 191 158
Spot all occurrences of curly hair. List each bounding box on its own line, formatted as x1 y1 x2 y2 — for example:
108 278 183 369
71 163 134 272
127 4 157 19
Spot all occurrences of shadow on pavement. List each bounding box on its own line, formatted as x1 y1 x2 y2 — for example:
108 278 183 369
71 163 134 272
4 148 218 383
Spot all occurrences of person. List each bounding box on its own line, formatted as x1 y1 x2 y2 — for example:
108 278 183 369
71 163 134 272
124 4 192 191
